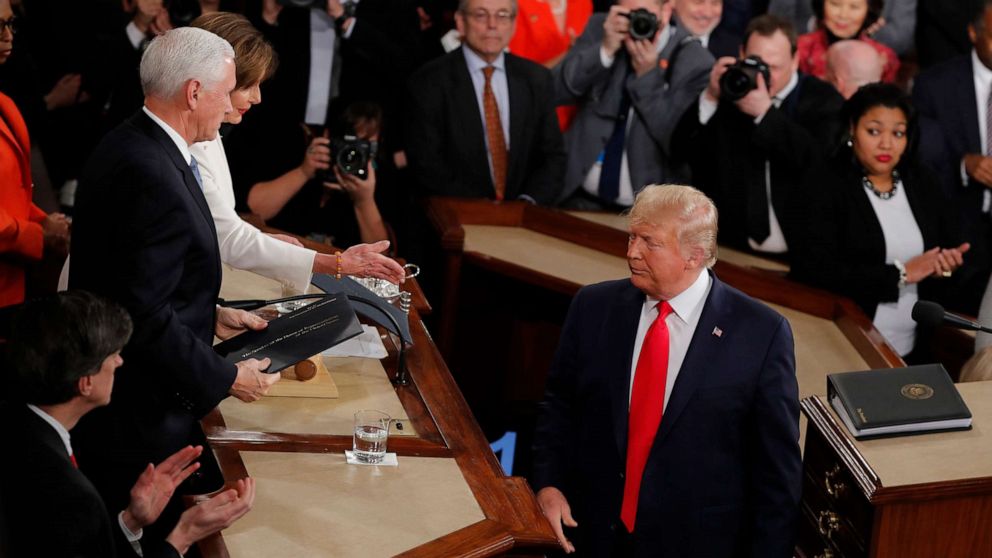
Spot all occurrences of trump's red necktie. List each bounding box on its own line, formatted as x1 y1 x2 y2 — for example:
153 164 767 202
621 301 672 532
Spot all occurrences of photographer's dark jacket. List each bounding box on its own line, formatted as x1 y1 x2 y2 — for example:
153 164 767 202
673 72 843 254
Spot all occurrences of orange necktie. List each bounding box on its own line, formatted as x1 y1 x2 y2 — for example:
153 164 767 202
482 65 508 201
621 301 672 532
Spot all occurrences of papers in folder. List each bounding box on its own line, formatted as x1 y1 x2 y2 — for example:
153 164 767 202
323 325 388 359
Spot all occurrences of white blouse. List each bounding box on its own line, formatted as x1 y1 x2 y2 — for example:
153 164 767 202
190 137 316 291
864 180 923 356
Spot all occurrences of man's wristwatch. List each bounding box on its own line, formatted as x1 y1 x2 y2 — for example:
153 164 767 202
893 259 908 289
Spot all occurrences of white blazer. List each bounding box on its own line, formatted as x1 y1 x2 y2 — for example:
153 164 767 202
190 137 316 291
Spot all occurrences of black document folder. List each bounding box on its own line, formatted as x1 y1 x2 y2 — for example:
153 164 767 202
310 274 413 345
214 294 363 373
827 364 972 439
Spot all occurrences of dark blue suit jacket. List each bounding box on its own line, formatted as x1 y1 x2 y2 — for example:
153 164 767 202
69 111 236 508
0 403 181 558
405 47 566 204
913 55 981 193
533 273 801 557
913 54 992 312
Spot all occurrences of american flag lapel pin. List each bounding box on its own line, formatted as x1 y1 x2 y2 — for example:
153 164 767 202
712 326 723 338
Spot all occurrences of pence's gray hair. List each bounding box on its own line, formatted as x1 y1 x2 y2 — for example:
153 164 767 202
628 184 719 268
140 27 235 99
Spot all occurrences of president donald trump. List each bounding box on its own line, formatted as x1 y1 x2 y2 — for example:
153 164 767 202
532 184 801 557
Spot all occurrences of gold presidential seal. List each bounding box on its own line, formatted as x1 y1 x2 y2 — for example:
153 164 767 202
901 384 934 400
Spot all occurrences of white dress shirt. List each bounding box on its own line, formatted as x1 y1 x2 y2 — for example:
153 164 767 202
463 47 511 186
190 137 317 290
143 106 193 165
582 25 673 207
864 180 924 356
306 9 337 126
970 49 992 213
628 270 712 406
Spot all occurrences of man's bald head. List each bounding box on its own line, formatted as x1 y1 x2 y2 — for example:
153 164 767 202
825 40 882 99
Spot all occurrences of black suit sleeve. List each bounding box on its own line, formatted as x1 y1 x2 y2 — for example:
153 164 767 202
405 71 458 196
78 156 236 417
745 315 802 558
532 288 585 492
519 67 566 205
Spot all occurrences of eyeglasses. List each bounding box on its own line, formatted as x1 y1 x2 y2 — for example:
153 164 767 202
464 9 515 25
0 17 17 36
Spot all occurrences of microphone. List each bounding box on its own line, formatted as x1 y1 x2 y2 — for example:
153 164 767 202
911 300 992 334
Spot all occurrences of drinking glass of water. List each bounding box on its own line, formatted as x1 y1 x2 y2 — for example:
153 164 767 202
353 410 391 464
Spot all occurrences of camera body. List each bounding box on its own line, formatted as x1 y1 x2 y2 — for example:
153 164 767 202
621 8 659 41
719 55 772 102
330 135 375 180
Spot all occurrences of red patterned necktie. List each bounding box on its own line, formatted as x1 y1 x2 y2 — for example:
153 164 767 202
70 453 78 469
621 301 673 532
482 65 508 201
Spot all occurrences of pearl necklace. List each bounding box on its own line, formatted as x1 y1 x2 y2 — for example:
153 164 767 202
862 170 900 200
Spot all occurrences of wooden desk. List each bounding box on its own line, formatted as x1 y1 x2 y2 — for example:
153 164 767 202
426 198 903 408
196 265 557 557
799 381 992 557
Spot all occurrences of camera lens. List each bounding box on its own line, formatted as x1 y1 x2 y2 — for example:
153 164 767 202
338 147 361 173
632 20 651 38
722 70 751 98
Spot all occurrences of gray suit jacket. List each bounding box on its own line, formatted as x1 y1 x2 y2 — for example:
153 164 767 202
554 16 713 204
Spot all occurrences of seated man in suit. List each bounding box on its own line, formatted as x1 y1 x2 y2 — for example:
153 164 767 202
555 0 713 210
405 0 566 204
673 14 843 256
824 39 883 99
532 184 801 557
68 27 277 539
0 291 255 557
913 0 992 314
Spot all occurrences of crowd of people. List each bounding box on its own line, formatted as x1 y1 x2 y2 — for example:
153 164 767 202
3 0 992 555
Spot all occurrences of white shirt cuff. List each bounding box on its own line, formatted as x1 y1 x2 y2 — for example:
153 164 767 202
117 511 144 557
600 46 615 69
698 92 718 124
125 21 145 50
962 158 970 187
341 18 356 39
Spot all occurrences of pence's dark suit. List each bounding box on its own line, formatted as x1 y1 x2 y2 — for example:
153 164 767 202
69 110 235 518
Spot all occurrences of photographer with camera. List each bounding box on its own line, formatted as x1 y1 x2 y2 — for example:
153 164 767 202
554 0 713 210
234 100 391 250
673 14 842 257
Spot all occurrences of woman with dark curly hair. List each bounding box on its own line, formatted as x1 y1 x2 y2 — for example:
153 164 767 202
792 83 969 359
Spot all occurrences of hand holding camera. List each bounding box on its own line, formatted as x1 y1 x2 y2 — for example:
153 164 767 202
603 6 662 72
327 162 376 205
300 134 332 180
707 55 774 118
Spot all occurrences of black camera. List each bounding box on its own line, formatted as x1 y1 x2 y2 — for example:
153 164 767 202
330 135 376 180
719 55 772 102
621 8 659 41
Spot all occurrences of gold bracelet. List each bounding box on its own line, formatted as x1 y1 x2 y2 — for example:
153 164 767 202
335 251 343 280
